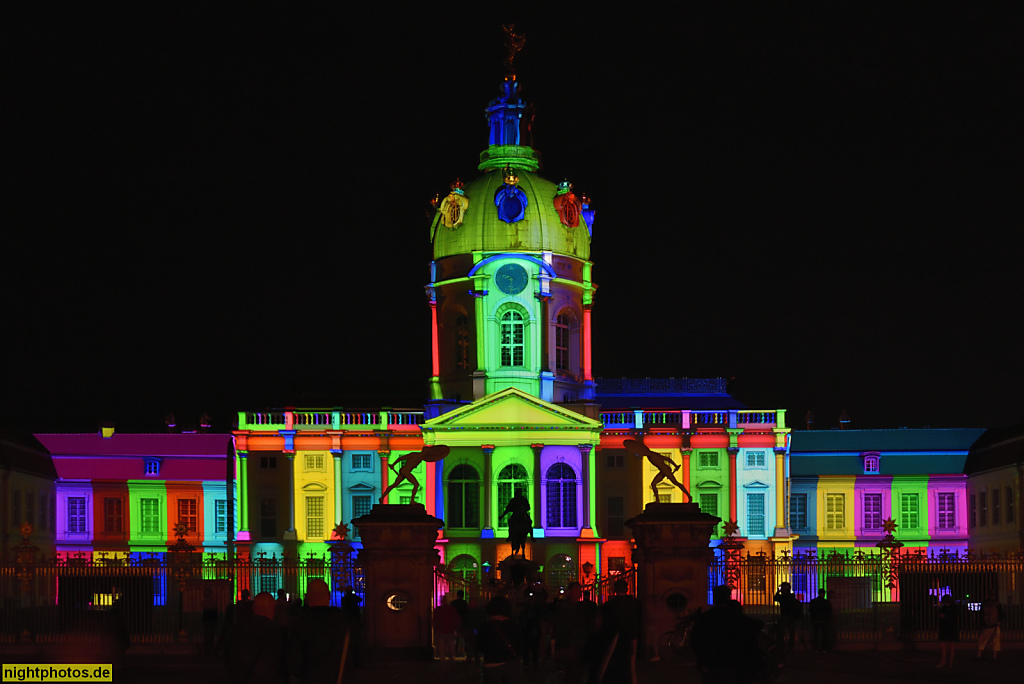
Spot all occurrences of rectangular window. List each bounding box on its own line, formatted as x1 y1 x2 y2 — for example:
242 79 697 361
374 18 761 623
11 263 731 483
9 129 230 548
260 456 277 469
68 497 87 533
863 493 882 531
747 493 765 536
608 556 626 573
215 500 228 534
937 493 956 530
25 493 35 527
13 490 22 527
260 498 277 538
351 495 372 540
39 494 48 532
1008 486 1015 523
698 451 719 468
900 493 919 529
606 497 624 537
141 498 160 534
790 493 807 530
969 494 977 529
606 453 623 468
178 499 198 533
306 496 324 538
825 494 845 531
657 493 671 504
351 453 372 471
555 319 569 370
699 493 718 518
992 488 1001 525
104 498 123 533
979 491 987 526
746 451 766 468
305 454 324 471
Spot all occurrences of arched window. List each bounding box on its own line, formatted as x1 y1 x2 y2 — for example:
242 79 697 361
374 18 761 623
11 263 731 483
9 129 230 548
548 554 576 592
449 554 479 583
500 311 525 367
447 464 480 528
497 464 529 526
546 463 578 528
555 313 570 371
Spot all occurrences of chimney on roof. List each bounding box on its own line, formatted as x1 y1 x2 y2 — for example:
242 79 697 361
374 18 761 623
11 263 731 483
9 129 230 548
199 412 211 433
164 413 177 433
99 421 115 439
805 410 814 430
839 410 851 430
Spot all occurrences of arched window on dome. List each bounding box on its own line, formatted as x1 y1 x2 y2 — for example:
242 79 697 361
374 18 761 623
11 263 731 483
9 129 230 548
497 464 529 528
546 463 578 529
500 311 525 367
447 464 480 529
554 309 580 377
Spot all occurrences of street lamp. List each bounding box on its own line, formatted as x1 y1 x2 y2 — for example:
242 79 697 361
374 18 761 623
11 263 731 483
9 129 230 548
169 520 196 641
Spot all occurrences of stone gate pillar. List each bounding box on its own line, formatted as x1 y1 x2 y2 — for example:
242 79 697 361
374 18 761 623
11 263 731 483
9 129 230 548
625 502 720 657
353 503 444 660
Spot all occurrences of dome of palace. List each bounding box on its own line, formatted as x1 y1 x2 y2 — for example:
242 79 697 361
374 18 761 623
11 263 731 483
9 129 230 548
431 167 591 261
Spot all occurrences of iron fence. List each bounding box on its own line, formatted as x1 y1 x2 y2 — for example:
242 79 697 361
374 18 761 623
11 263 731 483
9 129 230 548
709 547 1024 644
0 549 364 645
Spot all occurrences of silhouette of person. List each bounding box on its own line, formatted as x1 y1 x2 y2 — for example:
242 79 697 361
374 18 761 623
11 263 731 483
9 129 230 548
592 579 640 684
477 596 523 682
808 588 832 652
434 593 462 671
201 586 219 655
691 585 763 683
225 591 286 684
287 579 351 684
773 581 802 651
976 593 1004 660
936 594 959 668
622 437 692 503
551 582 597 684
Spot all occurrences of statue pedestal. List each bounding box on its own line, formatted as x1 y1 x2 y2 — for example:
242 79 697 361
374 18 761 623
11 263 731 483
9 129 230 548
353 504 444 660
497 556 541 588
625 502 720 658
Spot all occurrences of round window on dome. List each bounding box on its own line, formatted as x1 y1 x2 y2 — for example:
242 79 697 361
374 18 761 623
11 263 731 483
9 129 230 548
494 185 528 223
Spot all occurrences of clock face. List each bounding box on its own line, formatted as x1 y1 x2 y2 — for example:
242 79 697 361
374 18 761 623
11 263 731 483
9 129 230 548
495 263 529 295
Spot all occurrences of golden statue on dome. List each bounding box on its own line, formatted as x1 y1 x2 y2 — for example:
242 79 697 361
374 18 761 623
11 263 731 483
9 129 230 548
502 24 526 78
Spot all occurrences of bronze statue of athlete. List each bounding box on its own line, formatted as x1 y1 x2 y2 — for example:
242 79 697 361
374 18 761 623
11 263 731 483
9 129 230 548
380 444 449 504
623 437 692 503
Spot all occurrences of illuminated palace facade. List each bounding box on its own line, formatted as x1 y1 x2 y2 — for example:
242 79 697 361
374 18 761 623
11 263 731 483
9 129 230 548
230 70 795 584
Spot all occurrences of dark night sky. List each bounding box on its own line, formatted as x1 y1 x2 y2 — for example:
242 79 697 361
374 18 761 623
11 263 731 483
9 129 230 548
4 5 1022 435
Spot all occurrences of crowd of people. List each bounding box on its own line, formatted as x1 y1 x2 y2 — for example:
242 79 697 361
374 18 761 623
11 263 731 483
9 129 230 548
223 582 361 684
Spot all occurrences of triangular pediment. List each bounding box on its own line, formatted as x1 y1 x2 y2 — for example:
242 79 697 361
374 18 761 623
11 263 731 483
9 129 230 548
348 482 375 491
743 480 771 489
425 387 602 431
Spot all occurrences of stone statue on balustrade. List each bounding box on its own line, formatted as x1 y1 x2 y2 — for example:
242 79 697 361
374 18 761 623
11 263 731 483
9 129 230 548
379 444 449 504
623 436 692 503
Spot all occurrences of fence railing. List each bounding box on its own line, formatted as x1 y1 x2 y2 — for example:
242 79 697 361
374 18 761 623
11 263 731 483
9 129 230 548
0 550 363 645
710 548 1024 643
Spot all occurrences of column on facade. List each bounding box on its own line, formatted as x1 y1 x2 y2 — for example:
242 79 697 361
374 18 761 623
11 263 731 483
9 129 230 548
774 447 787 536
482 445 495 531
539 295 551 372
285 454 296 537
727 447 739 526
333 450 344 529
237 451 250 539
681 449 692 496
578 444 593 531
378 451 390 503
531 444 544 529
